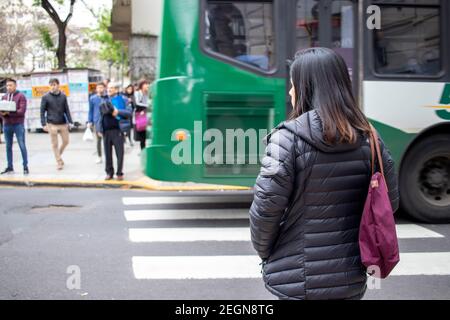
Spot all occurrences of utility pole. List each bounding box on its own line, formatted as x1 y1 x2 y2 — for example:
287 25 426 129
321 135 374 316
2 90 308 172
121 46 125 89
108 59 114 80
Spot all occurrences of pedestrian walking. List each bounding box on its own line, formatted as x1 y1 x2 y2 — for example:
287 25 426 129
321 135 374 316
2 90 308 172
40 78 73 171
88 82 108 164
249 48 400 300
123 84 136 147
98 90 131 181
134 79 150 150
0 78 29 175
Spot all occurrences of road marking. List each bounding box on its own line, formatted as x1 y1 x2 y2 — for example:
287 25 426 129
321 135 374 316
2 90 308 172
131 252 450 279
124 209 249 221
122 196 252 206
132 256 261 279
129 228 250 242
396 224 444 239
391 252 450 276
128 224 443 243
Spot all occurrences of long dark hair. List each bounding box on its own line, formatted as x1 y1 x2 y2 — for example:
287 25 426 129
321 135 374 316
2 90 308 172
138 79 150 91
125 84 134 96
290 47 371 144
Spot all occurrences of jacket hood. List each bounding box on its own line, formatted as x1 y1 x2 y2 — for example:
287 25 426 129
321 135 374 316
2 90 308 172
276 110 365 153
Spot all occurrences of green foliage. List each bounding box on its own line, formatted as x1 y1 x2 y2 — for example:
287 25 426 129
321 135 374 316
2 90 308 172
33 0 65 6
88 9 128 67
37 25 55 51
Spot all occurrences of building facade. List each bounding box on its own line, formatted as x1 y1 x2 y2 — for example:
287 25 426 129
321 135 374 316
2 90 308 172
109 0 162 82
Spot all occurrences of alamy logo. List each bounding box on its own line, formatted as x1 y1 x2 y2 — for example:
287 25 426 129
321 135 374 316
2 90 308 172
367 265 382 290
367 5 381 30
170 122 282 176
66 265 81 290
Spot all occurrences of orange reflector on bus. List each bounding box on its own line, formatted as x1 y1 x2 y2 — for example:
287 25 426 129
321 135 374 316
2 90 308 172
176 131 187 141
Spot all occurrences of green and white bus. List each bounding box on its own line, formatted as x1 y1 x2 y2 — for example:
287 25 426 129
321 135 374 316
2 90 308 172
145 0 450 223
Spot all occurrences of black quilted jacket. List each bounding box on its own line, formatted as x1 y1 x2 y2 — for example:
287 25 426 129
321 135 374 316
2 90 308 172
250 110 399 300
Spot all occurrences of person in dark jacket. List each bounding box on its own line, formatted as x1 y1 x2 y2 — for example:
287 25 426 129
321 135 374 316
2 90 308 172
249 48 399 300
108 83 133 147
88 82 107 164
0 78 29 175
40 78 73 170
97 95 131 181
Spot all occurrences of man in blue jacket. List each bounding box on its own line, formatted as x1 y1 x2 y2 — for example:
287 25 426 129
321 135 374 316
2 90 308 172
88 82 107 164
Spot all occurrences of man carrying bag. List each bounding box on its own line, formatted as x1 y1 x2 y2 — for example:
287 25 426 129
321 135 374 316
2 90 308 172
0 78 29 175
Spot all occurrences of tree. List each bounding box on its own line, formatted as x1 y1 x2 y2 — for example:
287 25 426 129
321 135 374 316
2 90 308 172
0 19 28 75
0 0 30 75
33 0 76 69
88 8 128 77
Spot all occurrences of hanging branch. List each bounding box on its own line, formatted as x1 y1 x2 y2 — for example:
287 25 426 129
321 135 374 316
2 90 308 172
79 0 98 19
38 0 76 69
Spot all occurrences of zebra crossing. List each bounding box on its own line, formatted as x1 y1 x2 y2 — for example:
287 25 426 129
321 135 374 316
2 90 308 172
122 194 450 282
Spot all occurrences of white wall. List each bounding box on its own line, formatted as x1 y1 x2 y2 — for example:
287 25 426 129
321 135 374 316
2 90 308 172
131 0 162 36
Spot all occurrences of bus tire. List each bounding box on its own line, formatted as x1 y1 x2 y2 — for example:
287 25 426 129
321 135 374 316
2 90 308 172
400 134 450 223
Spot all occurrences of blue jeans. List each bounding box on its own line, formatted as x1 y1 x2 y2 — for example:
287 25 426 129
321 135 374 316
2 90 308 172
4 123 28 169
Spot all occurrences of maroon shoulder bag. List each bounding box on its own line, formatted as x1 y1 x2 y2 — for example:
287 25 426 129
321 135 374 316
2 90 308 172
359 126 400 279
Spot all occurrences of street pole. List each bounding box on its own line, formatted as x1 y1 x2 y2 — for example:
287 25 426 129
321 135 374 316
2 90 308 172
108 59 114 81
121 46 125 89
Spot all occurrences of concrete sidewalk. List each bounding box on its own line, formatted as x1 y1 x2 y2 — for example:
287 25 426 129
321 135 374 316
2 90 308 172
0 130 249 191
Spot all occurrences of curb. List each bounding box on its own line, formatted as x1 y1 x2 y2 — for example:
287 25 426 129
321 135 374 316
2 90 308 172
0 177 251 192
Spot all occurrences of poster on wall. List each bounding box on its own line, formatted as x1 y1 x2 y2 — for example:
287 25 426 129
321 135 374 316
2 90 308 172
67 70 90 125
17 77 33 130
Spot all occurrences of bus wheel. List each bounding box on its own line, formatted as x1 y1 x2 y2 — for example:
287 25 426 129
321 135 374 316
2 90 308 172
400 134 450 223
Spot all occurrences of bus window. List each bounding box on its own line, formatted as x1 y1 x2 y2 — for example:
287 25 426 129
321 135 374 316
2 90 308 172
296 0 319 51
331 1 354 79
204 1 275 71
373 2 441 76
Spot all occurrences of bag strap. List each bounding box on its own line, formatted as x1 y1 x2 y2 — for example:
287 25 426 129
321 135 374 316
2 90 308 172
369 128 376 176
369 124 389 191
370 125 384 177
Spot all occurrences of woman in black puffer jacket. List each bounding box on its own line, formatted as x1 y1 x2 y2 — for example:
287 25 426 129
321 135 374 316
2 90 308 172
249 48 399 300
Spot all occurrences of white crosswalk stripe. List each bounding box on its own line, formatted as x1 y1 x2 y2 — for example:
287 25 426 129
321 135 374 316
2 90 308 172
127 224 443 243
129 225 443 242
124 209 249 221
122 196 251 206
390 252 450 276
123 196 449 282
132 252 450 279
132 256 262 280
395 224 444 239
129 227 249 242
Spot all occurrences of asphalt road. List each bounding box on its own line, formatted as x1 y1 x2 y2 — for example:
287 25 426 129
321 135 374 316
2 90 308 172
0 187 449 300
